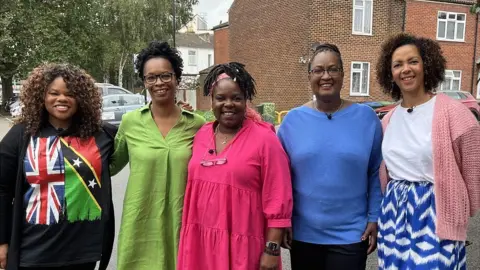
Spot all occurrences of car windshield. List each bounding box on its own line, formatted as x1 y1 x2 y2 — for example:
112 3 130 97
442 91 462 100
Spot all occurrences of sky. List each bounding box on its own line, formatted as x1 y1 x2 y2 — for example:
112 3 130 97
196 0 234 28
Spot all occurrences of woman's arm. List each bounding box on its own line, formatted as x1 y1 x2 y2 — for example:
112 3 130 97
109 119 129 176
0 125 24 245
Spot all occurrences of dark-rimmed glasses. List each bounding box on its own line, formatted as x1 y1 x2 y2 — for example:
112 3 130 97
144 73 174 84
309 67 342 77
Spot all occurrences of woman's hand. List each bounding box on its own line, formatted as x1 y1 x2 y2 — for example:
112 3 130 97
361 222 378 255
0 244 8 269
282 227 293 250
259 253 279 270
177 100 193 112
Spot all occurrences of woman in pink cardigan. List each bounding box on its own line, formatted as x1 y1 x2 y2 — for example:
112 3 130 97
375 33 480 269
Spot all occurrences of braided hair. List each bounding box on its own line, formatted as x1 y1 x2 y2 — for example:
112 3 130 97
308 43 344 72
203 62 257 101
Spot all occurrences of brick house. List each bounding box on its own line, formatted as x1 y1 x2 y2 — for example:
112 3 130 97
405 0 480 98
213 22 230 64
225 0 480 111
196 22 231 111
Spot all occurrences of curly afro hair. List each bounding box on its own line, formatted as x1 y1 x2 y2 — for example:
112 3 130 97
19 63 102 138
135 40 184 83
376 33 446 101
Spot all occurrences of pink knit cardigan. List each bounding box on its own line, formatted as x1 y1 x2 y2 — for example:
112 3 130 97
379 94 480 241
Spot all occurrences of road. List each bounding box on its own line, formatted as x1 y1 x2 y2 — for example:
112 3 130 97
0 117 478 270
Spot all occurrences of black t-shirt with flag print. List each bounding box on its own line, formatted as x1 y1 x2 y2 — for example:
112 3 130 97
15 124 114 267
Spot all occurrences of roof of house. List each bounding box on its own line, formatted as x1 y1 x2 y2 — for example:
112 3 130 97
199 66 214 75
175 32 213 49
212 22 229 31
432 0 475 4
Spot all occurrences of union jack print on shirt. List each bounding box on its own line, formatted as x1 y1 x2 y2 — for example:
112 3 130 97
24 136 65 225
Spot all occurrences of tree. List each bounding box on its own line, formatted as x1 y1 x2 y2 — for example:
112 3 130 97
470 0 480 14
0 0 106 108
0 0 198 109
103 0 198 87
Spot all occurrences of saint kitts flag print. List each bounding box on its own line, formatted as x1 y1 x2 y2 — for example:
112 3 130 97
24 136 103 225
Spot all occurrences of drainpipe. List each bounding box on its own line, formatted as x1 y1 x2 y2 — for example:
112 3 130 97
402 0 407 32
471 13 478 94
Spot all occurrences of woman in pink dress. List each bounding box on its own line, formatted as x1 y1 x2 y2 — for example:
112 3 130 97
177 62 293 270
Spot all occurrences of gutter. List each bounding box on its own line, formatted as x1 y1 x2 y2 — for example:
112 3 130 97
471 13 479 94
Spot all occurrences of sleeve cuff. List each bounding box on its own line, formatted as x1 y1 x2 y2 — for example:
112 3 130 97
267 219 291 228
368 216 379 223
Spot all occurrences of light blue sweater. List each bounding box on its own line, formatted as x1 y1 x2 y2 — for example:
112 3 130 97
277 103 383 245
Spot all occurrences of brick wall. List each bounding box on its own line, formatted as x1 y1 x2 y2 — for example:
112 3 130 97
214 26 230 64
195 25 232 111
229 0 404 111
406 0 479 97
309 0 404 104
229 0 313 111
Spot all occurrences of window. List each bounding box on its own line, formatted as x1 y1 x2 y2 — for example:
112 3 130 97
350 62 370 96
107 88 129 95
197 17 208 31
437 11 466 42
208 54 212 66
440 70 462 91
477 73 480 98
122 95 144 106
102 96 121 108
352 0 373 35
188 50 197 66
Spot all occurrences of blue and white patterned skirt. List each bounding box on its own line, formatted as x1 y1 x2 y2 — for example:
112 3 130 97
377 180 466 270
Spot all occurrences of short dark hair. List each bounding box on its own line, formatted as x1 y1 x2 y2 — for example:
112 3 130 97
203 62 257 101
376 33 446 101
308 43 344 72
135 41 183 83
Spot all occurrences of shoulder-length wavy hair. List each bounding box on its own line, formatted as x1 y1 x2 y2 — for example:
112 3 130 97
19 63 102 138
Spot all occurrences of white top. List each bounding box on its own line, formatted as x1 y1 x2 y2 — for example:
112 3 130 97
382 96 437 183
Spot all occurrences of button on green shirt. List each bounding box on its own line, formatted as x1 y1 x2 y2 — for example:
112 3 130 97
111 105 205 270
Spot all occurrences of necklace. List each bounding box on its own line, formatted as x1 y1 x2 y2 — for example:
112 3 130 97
315 99 344 120
215 125 241 145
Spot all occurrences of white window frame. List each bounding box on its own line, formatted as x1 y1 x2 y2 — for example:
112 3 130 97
188 50 197 66
477 73 480 99
208 54 212 66
436 11 466 42
440 70 462 91
350 62 370 97
352 0 373 36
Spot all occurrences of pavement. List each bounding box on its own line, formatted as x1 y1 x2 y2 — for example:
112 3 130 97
0 117 479 270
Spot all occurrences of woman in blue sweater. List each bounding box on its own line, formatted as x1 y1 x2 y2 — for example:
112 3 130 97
277 43 383 270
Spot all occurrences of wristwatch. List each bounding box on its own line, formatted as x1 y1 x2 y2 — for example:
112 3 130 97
264 241 281 256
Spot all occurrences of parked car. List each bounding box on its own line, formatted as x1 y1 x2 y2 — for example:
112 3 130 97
438 91 480 120
101 94 146 126
375 91 480 120
9 100 22 118
96 83 133 96
375 103 397 119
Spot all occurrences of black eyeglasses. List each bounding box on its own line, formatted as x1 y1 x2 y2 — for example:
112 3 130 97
144 73 174 84
309 67 342 77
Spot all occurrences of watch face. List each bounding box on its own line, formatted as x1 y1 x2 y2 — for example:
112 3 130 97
267 242 279 250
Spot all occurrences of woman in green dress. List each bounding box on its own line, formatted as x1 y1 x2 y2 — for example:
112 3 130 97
110 41 205 270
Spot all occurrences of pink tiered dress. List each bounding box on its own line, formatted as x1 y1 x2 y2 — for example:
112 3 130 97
177 119 292 270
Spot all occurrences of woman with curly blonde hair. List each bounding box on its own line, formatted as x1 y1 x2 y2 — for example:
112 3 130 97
0 63 116 270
